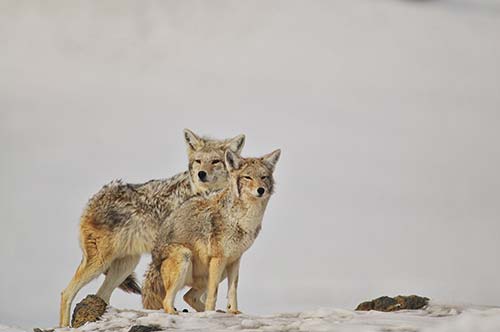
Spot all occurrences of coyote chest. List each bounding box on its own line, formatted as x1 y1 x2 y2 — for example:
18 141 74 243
191 204 266 267
220 208 265 259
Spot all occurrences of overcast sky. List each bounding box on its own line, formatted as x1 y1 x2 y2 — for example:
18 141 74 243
1 0 500 329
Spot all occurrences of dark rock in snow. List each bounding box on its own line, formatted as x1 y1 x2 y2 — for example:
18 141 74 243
394 295 430 310
128 325 162 332
71 294 107 327
356 295 429 312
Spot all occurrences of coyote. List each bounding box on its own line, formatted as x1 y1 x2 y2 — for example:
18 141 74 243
59 129 245 327
141 148 280 314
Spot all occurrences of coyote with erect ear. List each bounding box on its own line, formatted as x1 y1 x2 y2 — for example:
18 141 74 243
141 148 281 314
59 129 245 327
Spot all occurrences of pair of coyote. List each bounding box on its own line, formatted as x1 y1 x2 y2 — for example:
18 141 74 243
59 129 281 327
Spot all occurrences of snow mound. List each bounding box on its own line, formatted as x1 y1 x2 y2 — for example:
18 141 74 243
424 307 500 332
5 303 500 332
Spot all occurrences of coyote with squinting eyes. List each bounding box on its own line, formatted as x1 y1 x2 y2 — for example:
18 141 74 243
59 129 245 327
142 148 280 314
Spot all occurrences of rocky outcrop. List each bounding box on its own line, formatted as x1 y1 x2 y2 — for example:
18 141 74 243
128 325 162 332
71 295 108 327
356 295 429 312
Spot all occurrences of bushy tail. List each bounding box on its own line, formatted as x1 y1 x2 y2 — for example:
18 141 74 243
118 273 141 295
141 262 166 309
101 269 141 295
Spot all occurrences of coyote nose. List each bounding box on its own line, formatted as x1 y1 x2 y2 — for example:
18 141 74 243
257 187 265 196
198 171 207 182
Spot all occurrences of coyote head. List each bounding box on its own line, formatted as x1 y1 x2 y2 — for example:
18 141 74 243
224 149 281 200
184 129 245 194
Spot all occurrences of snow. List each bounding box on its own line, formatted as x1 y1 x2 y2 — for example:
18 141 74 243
0 325 26 332
5 303 500 332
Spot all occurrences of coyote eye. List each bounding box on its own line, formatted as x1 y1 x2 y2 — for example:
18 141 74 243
261 176 269 180
212 159 221 164
243 176 252 180
195 160 201 164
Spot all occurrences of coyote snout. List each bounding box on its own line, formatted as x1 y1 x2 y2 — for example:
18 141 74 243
192 158 222 184
243 177 271 198
198 170 207 182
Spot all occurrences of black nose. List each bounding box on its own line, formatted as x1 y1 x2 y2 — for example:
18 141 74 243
198 171 207 181
257 187 265 196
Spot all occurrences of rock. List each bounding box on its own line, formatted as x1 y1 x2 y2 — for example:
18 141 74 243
373 296 400 311
128 325 162 332
71 294 107 327
356 295 429 312
394 295 430 310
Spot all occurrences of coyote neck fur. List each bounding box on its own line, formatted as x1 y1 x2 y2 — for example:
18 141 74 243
222 186 269 233
128 170 208 224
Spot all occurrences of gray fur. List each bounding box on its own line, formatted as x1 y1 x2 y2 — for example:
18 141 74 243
87 173 193 231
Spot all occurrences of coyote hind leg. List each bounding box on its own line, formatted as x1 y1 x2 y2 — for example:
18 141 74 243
60 222 112 327
96 254 141 303
60 256 107 327
160 244 193 315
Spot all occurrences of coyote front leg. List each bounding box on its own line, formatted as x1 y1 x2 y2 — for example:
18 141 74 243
205 257 226 311
226 258 241 314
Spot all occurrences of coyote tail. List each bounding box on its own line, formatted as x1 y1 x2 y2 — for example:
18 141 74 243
118 273 141 295
101 269 141 295
141 262 166 309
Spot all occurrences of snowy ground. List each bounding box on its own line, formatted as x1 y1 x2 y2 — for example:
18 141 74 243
3 303 500 332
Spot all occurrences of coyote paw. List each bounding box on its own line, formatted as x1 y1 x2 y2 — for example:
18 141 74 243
163 307 178 315
228 309 242 315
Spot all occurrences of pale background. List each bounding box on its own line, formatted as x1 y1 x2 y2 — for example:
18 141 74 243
1 0 499 329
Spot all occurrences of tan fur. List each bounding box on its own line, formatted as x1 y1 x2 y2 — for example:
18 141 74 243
59 130 245 327
142 149 281 314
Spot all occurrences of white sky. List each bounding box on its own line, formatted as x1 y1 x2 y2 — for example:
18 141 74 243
1 0 499 329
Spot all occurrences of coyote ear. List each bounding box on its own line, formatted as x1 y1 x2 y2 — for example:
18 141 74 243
262 149 281 172
184 128 204 151
227 134 245 154
225 150 242 171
